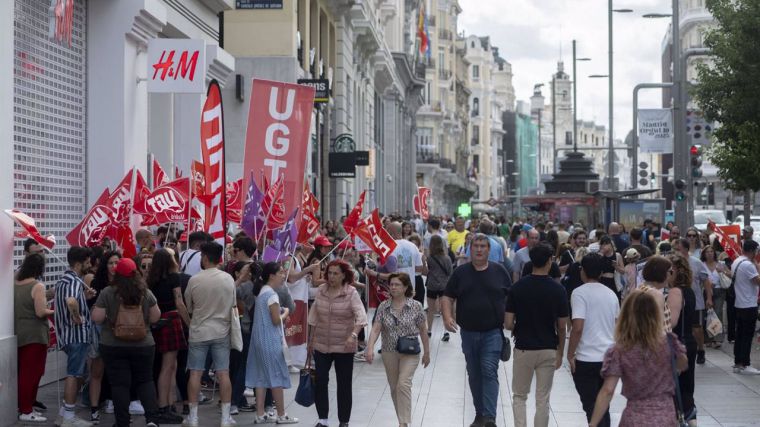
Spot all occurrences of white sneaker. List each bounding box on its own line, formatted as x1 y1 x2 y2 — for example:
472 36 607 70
222 416 238 427
289 366 300 374
254 414 275 424
18 412 48 423
103 400 114 414
128 401 145 415
243 388 255 397
230 405 240 415
276 414 299 424
265 406 276 418
182 416 199 427
61 416 94 427
740 366 760 375
733 365 744 373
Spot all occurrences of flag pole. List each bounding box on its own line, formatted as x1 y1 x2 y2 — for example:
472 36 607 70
319 234 352 264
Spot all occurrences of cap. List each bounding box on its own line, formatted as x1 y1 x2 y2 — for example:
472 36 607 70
115 258 137 278
522 224 533 232
744 225 754 234
624 248 641 260
313 235 333 247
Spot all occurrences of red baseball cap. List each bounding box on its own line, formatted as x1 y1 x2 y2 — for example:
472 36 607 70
115 258 137 278
313 235 333 247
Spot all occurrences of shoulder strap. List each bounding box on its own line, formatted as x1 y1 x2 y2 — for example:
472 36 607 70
731 259 748 288
430 255 448 275
666 334 686 420
181 250 199 273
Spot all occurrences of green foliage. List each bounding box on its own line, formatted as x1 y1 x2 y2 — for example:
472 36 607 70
693 0 760 192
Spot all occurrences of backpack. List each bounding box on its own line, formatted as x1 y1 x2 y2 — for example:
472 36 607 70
113 297 146 342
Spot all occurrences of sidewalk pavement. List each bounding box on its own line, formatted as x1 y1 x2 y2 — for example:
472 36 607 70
31 318 760 426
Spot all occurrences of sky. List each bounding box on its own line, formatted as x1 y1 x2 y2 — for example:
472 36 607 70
458 0 674 141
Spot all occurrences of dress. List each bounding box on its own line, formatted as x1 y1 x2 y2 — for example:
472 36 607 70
601 333 685 427
245 285 291 389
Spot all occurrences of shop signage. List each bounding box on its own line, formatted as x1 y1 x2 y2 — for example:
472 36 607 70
297 79 330 103
236 0 283 9
355 150 370 166
329 153 356 178
147 39 206 93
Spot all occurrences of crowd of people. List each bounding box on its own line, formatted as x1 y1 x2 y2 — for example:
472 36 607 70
12 212 760 427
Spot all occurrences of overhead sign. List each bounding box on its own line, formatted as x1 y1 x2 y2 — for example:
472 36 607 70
297 79 330 103
487 197 498 207
329 153 356 178
333 133 356 153
236 0 283 9
638 108 673 153
147 39 206 93
355 150 370 166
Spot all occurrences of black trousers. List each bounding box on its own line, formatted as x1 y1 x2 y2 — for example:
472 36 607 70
727 291 737 342
414 275 425 306
734 307 757 366
678 342 697 418
314 351 354 423
572 361 610 427
100 345 160 427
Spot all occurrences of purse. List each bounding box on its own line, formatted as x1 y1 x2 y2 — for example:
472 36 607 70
295 329 316 407
666 334 691 427
396 335 421 354
500 330 512 362
230 305 243 352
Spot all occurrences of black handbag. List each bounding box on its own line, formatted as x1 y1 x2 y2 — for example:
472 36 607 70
500 330 512 362
396 335 421 354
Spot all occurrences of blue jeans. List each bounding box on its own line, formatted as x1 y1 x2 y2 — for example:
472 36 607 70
460 328 502 419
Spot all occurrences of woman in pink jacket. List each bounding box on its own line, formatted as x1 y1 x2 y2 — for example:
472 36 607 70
308 259 368 427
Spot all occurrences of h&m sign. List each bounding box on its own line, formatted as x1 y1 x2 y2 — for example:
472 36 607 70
147 39 206 93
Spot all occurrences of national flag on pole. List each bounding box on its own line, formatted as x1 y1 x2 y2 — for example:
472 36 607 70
353 209 397 264
5 209 56 249
134 178 191 226
66 189 114 248
151 155 169 189
413 186 431 220
226 179 244 224
200 80 227 245
417 1 429 58
343 190 366 235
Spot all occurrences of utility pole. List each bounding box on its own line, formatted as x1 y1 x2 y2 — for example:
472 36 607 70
608 0 615 191
573 40 578 152
672 0 687 231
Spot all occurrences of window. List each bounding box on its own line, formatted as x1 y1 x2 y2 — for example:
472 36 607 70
438 49 445 72
472 125 480 145
472 65 479 79
472 97 479 116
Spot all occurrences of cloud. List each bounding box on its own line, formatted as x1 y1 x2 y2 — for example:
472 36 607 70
458 0 673 140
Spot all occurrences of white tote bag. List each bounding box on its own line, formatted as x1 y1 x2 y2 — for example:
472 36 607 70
230 306 243 352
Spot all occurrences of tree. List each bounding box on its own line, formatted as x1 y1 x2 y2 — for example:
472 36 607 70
693 0 760 225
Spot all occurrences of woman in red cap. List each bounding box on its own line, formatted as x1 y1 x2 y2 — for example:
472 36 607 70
91 258 165 427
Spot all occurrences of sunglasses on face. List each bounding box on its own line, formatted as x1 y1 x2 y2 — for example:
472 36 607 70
687 234 698 238
141 264 151 270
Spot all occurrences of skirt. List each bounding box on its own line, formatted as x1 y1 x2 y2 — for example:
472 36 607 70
153 311 187 353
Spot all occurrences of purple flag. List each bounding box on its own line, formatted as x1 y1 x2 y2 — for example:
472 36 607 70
241 170 265 238
274 209 299 254
262 245 283 263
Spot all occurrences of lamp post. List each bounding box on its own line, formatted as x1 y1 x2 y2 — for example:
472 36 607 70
607 5 633 191
572 40 591 153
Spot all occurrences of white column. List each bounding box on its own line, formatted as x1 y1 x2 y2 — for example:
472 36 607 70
0 0 18 422
87 0 167 201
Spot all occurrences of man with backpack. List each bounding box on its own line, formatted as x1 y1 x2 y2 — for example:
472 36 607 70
183 242 237 426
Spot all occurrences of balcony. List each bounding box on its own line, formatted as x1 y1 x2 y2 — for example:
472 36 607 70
439 157 453 170
438 28 452 41
438 69 452 80
417 152 440 164
427 15 436 27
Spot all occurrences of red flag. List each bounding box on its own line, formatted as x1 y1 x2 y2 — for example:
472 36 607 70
262 175 286 230
303 182 319 214
152 156 169 188
4 209 56 249
200 80 227 244
134 178 191 226
343 190 366 235
353 209 397 264
225 179 243 224
413 187 431 220
709 221 742 260
297 208 320 244
243 79 315 234
66 189 115 247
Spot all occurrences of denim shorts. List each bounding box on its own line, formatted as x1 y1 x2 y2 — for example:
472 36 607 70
187 337 230 371
62 342 90 377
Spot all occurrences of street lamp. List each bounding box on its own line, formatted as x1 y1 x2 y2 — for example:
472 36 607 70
608 4 634 191
572 39 592 154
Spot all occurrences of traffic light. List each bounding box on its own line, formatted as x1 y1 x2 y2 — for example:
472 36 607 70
690 145 703 178
675 179 687 201
650 172 656 186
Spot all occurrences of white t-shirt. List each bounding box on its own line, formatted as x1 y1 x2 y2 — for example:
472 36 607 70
732 256 759 309
392 239 423 280
179 249 202 276
571 282 619 362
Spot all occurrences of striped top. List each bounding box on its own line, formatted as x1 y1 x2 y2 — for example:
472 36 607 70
54 270 92 348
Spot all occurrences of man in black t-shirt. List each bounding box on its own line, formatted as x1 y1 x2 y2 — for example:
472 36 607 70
505 243 568 427
443 234 511 427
